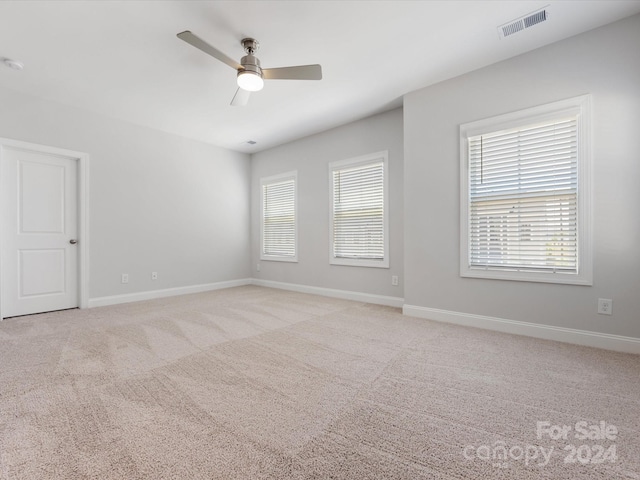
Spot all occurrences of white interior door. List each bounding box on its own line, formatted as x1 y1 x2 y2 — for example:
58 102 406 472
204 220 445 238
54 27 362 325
1 144 79 318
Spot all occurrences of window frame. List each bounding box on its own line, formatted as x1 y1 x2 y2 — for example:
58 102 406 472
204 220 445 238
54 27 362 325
260 171 298 263
459 95 592 285
329 151 389 268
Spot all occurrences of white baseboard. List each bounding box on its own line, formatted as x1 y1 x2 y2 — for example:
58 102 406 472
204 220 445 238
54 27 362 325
403 304 640 355
251 279 404 308
89 281 637 354
88 278 252 308
88 277 403 310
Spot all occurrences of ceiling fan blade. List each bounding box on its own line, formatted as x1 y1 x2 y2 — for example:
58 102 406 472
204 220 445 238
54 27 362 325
231 87 251 107
262 64 322 81
177 31 242 70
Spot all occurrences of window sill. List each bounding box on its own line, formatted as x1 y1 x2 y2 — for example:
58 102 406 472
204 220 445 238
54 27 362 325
330 257 389 269
260 255 298 263
460 267 592 286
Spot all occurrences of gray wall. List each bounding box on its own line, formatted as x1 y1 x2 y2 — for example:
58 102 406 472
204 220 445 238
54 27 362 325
0 87 251 299
403 15 640 337
251 108 404 298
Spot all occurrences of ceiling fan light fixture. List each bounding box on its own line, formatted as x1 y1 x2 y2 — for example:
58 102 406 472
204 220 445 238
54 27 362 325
237 70 264 92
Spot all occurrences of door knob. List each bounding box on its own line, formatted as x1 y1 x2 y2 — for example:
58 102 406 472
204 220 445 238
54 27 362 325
69 239 78 245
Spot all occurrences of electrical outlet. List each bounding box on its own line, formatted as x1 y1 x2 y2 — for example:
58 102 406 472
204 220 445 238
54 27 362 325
151 272 158 280
121 273 129 284
598 298 612 315
256 263 261 272
391 275 399 286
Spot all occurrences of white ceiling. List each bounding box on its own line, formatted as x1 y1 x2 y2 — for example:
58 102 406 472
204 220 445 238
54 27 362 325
1 1 639 153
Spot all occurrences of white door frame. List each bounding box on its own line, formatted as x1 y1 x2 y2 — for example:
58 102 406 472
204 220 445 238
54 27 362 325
0 137 89 318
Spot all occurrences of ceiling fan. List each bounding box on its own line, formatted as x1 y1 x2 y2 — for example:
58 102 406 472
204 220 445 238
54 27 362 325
177 31 322 106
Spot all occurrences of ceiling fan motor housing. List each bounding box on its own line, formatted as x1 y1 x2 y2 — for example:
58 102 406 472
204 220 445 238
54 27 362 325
240 54 262 76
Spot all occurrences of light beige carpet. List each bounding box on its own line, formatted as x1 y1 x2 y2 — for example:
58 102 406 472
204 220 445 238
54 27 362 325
0 286 638 479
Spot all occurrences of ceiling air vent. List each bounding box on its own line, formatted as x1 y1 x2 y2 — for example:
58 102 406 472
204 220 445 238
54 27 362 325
498 6 549 39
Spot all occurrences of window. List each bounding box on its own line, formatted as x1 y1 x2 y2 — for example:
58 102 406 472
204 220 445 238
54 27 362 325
261 171 297 262
460 95 592 285
329 151 389 268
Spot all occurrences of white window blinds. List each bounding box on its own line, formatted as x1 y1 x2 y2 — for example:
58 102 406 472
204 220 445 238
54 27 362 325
262 175 296 260
332 160 385 261
468 117 578 273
